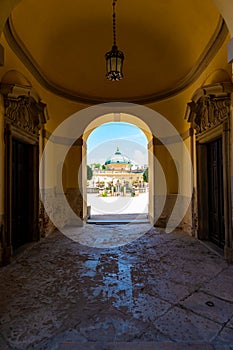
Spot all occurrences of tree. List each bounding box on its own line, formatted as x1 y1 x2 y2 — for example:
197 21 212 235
143 168 148 182
87 165 93 180
94 163 101 169
102 164 106 170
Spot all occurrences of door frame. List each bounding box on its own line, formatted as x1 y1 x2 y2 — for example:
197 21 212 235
1 83 47 264
5 124 39 253
196 121 231 257
206 137 225 248
186 83 233 261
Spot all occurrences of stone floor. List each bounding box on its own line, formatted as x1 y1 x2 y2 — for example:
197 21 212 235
0 224 233 350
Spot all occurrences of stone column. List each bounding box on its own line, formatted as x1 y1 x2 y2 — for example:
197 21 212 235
82 139 87 220
147 136 155 224
65 137 84 225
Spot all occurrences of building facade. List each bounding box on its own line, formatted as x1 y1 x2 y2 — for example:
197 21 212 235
88 146 148 196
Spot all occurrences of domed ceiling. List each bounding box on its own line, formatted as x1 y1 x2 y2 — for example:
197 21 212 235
4 0 228 103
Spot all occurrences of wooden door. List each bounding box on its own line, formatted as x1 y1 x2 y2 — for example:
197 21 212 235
12 138 32 249
207 138 225 248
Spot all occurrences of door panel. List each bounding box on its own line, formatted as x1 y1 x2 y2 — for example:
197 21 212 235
207 138 225 248
12 138 31 249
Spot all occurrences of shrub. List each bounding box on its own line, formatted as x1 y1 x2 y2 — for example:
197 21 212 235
143 168 148 182
87 165 93 180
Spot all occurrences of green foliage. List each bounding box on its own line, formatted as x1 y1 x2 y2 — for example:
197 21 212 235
94 163 101 169
102 165 106 170
87 165 93 180
102 191 107 197
143 168 148 182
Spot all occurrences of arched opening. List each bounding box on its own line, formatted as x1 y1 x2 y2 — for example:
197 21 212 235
85 121 149 222
82 113 154 224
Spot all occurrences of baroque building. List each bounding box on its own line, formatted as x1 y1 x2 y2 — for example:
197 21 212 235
104 146 132 171
0 0 233 265
88 146 147 196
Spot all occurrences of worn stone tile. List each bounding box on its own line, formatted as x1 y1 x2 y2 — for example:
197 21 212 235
213 326 233 349
63 223 152 248
34 330 87 350
145 278 193 304
128 292 172 323
180 291 233 324
0 307 62 350
76 308 155 342
132 324 171 342
200 272 233 303
153 306 221 342
227 315 233 330
213 345 233 350
58 342 215 350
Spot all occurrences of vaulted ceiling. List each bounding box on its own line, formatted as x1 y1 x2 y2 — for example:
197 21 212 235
4 0 228 103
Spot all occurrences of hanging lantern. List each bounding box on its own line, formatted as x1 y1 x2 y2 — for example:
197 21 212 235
105 0 124 81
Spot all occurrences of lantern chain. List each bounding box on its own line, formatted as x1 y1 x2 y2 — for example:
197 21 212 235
113 0 117 47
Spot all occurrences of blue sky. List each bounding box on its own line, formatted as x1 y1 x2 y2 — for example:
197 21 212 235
87 122 148 166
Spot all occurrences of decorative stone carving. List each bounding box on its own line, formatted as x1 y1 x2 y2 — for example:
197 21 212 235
3 96 46 136
0 83 47 137
192 96 231 134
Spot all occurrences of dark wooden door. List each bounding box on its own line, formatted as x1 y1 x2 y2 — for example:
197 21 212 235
207 138 225 248
12 138 32 249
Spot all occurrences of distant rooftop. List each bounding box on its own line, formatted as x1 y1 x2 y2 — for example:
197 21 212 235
105 146 132 166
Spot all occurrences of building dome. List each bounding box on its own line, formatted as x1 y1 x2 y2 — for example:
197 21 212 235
105 147 131 170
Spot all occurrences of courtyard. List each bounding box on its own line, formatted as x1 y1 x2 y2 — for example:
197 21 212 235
87 192 149 216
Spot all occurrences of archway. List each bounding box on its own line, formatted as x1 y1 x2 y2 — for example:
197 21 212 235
83 116 152 222
40 102 193 235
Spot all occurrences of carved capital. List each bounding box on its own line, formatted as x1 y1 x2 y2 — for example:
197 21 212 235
187 95 231 135
3 95 47 136
0 82 48 137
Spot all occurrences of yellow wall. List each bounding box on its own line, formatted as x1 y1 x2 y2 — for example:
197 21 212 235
155 144 178 195
64 145 82 188
40 138 55 189
148 35 231 135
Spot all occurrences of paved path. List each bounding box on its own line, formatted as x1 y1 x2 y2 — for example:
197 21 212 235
0 226 233 349
87 192 149 215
